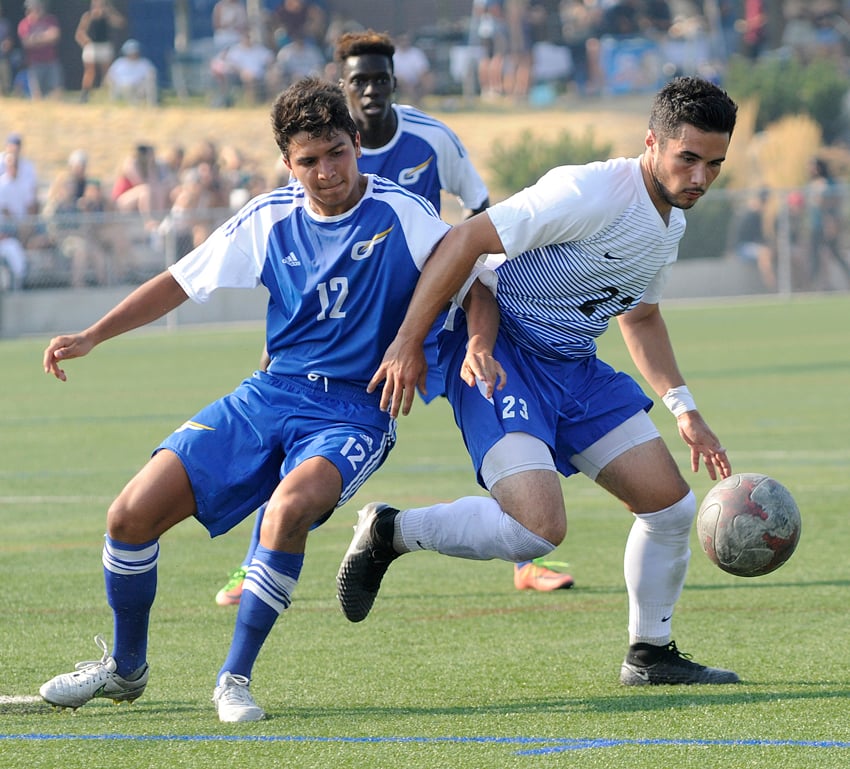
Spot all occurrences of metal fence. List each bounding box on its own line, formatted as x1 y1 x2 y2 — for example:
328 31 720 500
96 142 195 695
2 186 850 296
0 206 232 293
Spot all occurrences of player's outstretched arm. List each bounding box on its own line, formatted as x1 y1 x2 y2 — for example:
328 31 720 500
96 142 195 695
617 301 730 479
43 271 190 382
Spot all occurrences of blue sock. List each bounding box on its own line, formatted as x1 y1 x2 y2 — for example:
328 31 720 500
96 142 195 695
218 545 304 681
240 503 266 569
102 535 159 678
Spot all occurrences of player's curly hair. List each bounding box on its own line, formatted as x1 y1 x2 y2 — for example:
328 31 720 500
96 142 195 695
335 29 395 67
649 76 738 142
270 77 358 160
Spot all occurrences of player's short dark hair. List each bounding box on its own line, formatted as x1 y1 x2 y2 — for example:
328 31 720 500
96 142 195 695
649 76 738 141
271 77 358 160
335 29 395 68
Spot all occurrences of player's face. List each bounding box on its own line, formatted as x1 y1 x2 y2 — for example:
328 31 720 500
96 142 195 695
340 54 396 128
284 129 364 217
643 124 730 216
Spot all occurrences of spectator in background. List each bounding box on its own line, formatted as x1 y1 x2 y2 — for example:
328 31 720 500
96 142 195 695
212 0 249 51
75 0 126 102
0 2 17 95
17 0 63 100
210 31 274 107
741 0 768 59
104 39 158 106
806 157 850 290
272 29 325 89
43 162 106 288
733 189 776 291
392 33 433 106
111 144 169 230
0 134 39 216
270 0 327 47
470 0 509 98
560 0 602 96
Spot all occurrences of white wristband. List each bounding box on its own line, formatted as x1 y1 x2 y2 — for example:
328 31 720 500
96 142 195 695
662 385 697 417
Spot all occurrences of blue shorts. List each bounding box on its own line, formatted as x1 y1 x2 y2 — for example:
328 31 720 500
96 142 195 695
158 371 396 537
418 311 449 404
438 324 653 487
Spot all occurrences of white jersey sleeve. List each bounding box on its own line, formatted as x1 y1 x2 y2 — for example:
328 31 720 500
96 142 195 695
169 203 271 302
488 158 636 258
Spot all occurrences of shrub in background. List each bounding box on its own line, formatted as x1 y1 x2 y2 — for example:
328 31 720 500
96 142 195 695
725 55 849 145
487 127 613 197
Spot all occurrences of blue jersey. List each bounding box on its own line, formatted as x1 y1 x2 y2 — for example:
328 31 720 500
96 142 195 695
357 105 489 214
170 175 450 387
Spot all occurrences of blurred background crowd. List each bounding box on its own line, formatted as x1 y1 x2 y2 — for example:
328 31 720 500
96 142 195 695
2 0 850 297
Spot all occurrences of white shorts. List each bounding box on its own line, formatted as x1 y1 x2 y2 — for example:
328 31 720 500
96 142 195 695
82 42 115 65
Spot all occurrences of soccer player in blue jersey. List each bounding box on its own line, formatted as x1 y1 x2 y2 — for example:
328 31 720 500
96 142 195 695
213 29 571 606
338 76 743 686
38 77 451 722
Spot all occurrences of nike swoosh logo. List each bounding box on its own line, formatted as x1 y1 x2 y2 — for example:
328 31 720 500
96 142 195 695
661 615 672 622
603 252 624 260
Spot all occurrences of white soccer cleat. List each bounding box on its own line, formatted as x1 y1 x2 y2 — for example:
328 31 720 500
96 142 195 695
39 634 149 709
213 672 265 722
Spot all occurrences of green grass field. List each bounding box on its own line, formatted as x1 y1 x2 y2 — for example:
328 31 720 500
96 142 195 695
1 294 849 768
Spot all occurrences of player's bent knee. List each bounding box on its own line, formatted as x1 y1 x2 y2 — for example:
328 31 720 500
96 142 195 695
496 512 556 562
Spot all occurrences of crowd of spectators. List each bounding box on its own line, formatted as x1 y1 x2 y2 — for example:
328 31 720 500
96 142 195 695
0 129 290 291
2 0 850 292
0 2 848 105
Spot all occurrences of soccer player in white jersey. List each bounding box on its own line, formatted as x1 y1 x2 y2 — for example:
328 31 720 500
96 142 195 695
213 29 570 607
338 76 743 686
38 77 451 722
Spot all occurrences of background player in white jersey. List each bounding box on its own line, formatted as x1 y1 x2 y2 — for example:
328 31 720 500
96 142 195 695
338 76 743 686
214 29 570 606
38 77 451 723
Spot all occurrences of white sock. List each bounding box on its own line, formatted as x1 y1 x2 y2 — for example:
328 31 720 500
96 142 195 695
395 496 554 562
624 490 696 646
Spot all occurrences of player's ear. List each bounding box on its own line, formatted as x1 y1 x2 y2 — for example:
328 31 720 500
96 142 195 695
645 129 657 151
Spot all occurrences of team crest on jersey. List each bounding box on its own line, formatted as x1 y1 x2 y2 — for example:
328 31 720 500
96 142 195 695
282 251 301 267
351 226 393 260
174 420 216 433
398 156 433 186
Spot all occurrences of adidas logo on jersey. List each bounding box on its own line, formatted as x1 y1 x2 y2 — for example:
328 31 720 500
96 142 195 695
283 252 301 267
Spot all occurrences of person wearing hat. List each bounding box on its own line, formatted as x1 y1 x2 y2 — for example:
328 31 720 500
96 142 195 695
1 133 38 215
104 38 158 106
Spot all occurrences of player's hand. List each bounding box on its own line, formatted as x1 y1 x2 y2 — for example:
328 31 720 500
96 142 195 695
460 336 507 398
676 411 731 481
368 336 427 418
43 333 94 382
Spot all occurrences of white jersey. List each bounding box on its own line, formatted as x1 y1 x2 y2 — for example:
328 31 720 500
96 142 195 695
477 156 684 360
170 175 450 386
357 105 489 213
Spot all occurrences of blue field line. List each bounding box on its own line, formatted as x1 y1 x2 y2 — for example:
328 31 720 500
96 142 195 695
1 734 849 753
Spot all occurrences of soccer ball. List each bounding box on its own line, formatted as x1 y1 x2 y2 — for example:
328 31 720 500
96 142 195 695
696 473 801 577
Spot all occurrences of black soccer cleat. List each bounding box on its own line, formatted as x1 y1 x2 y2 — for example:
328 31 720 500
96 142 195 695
336 502 400 622
619 640 741 686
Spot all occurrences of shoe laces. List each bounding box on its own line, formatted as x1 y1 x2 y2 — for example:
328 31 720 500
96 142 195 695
662 640 694 663
74 634 112 673
218 673 254 704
